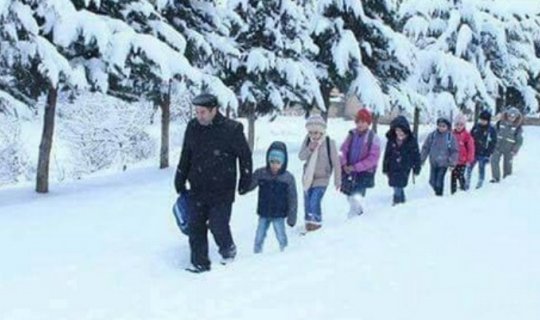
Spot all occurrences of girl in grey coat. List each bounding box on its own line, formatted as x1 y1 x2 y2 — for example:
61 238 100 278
421 117 459 196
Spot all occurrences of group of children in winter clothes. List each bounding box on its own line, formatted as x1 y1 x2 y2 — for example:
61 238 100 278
246 107 524 253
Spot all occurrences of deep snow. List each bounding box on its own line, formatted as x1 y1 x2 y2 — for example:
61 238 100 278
1 117 539 320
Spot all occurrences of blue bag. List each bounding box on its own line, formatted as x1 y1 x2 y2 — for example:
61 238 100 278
172 192 190 236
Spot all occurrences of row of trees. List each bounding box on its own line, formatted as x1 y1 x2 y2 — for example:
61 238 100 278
1 0 539 192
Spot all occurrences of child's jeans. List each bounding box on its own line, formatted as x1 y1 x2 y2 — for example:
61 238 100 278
304 186 327 224
254 217 287 253
466 156 489 189
429 166 448 196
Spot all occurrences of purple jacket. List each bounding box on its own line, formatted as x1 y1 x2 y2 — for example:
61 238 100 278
340 129 381 173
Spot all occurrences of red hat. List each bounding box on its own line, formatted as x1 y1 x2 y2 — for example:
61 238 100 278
355 108 372 125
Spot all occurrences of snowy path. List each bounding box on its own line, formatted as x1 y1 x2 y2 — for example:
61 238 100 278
1 119 539 320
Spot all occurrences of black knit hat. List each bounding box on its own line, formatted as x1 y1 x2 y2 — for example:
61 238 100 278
192 93 218 109
436 117 451 129
479 110 491 122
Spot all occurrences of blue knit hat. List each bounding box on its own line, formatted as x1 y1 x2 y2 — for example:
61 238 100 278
268 149 285 164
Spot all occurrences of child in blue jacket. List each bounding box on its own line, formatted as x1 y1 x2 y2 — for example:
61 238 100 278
246 141 297 253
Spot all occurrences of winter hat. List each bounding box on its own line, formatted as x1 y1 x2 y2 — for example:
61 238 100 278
305 115 327 133
192 93 218 109
355 108 372 125
479 110 492 122
268 149 285 164
454 113 467 126
436 117 451 128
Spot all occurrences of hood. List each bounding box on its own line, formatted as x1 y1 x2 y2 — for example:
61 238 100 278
502 107 523 127
386 116 412 139
266 141 288 174
479 110 492 123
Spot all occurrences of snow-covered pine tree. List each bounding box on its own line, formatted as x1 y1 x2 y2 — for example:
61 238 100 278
82 0 191 168
80 0 237 168
1 1 88 193
399 0 540 119
226 0 323 149
483 3 540 114
312 0 415 127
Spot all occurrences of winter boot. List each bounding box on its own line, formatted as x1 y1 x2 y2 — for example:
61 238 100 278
185 264 210 273
305 221 321 232
220 257 235 265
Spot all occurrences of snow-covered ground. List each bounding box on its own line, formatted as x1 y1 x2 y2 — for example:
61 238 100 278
1 117 539 320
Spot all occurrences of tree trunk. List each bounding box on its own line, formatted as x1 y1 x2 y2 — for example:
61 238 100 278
36 87 58 193
159 83 171 169
321 84 332 120
474 102 481 123
372 112 380 133
413 107 420 139
247 104 256 152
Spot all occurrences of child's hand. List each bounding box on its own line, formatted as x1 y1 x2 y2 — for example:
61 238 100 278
308 141 318 151
343 165 354 174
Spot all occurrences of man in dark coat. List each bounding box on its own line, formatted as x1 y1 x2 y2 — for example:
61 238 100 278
382 116 421 205
175 93 252 273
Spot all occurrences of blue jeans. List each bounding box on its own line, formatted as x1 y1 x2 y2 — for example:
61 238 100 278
429 166 448 196
393 187 405 204
466 156 489 188
254 217 287 253
304 187 327 223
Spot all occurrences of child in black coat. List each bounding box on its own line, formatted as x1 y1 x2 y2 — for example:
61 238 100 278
382 116 421 205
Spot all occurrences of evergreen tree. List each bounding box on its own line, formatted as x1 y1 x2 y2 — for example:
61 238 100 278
226 0 323 149
312 0 415 120
1 0 88 193
400 0 540 116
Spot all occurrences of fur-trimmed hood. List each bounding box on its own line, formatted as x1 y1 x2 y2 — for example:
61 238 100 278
501 107 523 127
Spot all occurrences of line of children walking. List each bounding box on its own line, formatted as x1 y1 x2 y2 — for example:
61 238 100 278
244 107 524 253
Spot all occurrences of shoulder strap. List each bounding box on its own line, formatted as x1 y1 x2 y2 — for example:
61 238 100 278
326 136 333 170
364 130 374 156
345 130 355 165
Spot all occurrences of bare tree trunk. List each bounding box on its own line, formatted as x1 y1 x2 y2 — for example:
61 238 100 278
159 82 171 169
321 84 332 121
413 107 420 139
36 87 58 193
247 104 256 152
372 112 380 133
474 102 481 123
